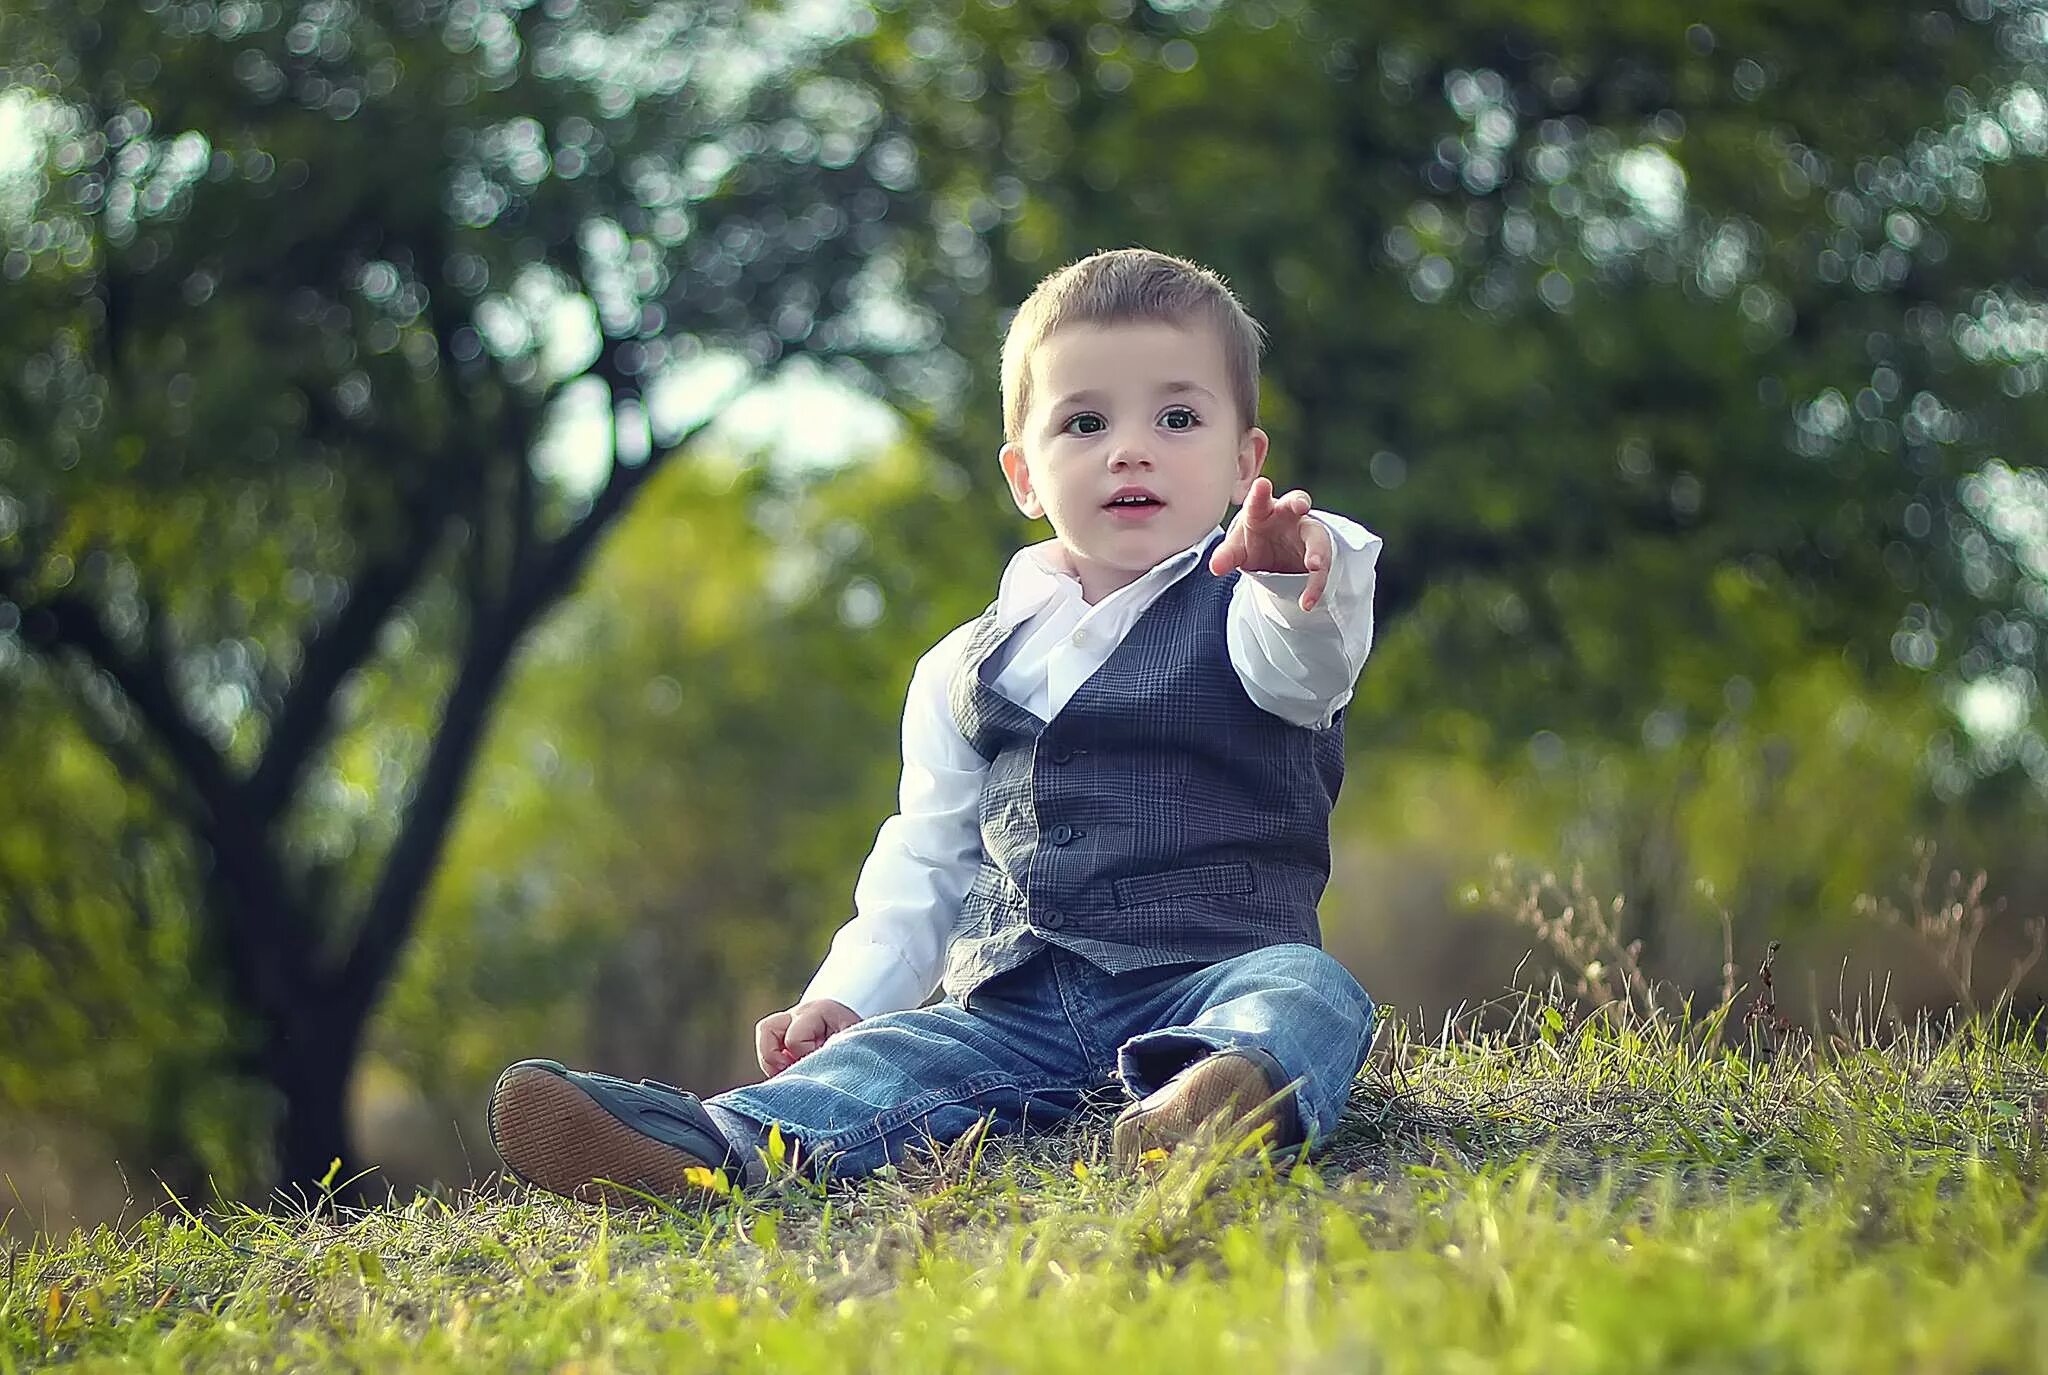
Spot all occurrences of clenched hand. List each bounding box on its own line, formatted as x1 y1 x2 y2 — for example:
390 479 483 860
755 997 862 1076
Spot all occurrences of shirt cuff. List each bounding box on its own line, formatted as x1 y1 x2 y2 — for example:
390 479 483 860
799 940 932 1020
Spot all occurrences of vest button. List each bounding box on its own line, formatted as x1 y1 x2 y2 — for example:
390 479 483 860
1039 909 1067 930
1047 823 1076 846
1048 746 1073 765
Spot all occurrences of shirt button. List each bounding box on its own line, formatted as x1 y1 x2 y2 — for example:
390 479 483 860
1039 909 1067 930
1048 824 1076 846
1070 629 1088 647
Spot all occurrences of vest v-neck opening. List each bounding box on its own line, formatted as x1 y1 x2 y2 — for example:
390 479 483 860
973 533 1228 733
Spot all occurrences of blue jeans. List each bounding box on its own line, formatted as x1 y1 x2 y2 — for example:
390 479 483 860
704 943 1375 1182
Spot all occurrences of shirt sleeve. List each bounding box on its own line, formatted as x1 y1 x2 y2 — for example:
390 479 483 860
798 621 988 1018
1226 509 1383 728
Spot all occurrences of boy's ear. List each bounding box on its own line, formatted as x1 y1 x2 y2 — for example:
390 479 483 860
1230 427 1270 504
999 441 1045 519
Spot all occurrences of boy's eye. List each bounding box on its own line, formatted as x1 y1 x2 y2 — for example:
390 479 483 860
1161 407 1200 430
1063 413 1106 435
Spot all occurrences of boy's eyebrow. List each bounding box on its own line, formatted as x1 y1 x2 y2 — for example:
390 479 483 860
1051 380 1217 408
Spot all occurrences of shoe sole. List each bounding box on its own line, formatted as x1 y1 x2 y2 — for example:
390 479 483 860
1111 1054 1293 1168
488 1063 718 1207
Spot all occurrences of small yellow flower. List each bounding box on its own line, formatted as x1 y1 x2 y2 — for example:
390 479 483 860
684 1165 732 1195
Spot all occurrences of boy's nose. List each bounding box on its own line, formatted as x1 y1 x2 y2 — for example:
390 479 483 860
1107 442 1154 471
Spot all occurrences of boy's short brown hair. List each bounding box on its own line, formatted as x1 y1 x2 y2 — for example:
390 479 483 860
1000 248 1265 444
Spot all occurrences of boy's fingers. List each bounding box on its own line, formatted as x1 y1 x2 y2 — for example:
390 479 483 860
1210 518 1247 573
789 1006 853 1055
755 1013 791 1075
1300 563 1329 612
1238 479 1264 528
1304 516 1332 567
1300 520 1333 611
1249 478 1275 521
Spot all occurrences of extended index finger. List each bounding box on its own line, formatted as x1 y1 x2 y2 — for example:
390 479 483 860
1211 503 1251 573
1244 476 1275 523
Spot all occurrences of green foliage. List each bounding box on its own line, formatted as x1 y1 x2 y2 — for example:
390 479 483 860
0 671 256 1197
867 0 2048 798
0 0 920 1190
377 442 1012 1098
841 0 2048 1000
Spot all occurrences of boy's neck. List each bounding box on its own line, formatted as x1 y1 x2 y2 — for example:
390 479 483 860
1030 534 1205 605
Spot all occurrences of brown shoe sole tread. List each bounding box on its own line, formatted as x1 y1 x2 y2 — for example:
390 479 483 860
1111 1053 1295 1167
490 1064 715 1207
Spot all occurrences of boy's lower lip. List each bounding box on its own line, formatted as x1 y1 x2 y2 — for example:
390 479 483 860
1104 502 1166 521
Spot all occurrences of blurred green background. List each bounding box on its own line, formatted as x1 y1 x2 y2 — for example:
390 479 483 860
3 0 2046 1233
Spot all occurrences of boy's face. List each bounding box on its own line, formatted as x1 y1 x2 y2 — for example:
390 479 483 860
999 320 1267 601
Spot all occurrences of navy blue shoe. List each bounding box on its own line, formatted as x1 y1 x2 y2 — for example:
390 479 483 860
487 1059 746 1206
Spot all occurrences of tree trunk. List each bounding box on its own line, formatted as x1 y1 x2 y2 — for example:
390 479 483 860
265 998 371 1209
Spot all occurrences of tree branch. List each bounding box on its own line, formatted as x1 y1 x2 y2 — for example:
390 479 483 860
0 556 238 818
248 517 449 817
333 382 732 1021
0 554 320 1020
248 318 493 816
526 356 742 609
54 674 194 822
332 606 518 1022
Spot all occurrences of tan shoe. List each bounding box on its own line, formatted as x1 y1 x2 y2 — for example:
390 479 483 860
1111 1048 1303 1167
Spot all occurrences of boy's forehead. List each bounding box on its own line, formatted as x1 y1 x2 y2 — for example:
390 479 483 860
1030 319 1230 399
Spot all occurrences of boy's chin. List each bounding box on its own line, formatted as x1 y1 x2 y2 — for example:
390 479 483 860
1065 532 1189 574
1064 516 1216 561
1052 533 1206 601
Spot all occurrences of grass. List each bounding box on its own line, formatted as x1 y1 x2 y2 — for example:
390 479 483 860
6 997 2047 1373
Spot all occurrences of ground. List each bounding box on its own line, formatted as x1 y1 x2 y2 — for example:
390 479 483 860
7 998 2047 1372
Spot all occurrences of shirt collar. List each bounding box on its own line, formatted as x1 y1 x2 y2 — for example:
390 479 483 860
992 526 1225 633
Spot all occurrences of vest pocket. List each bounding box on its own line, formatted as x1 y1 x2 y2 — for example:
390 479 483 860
1111 860 1257 908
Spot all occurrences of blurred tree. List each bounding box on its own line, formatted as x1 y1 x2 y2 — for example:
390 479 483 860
866 0 2048 806
372 442 1008 1143
0 0 922 1197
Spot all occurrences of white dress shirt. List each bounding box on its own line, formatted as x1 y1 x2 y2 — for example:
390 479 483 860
799 511 1383 1018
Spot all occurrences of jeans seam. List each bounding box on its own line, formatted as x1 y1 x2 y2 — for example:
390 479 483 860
1051 951 1106 1080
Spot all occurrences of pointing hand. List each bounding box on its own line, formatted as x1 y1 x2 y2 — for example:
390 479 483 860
1209 477 1336 613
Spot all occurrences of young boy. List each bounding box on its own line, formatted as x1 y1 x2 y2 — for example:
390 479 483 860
487 248 1383 1202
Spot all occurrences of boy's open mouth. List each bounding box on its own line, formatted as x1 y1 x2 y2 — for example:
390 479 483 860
1104 486 1164 513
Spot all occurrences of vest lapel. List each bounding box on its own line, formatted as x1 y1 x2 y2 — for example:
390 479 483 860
949 605 1047 762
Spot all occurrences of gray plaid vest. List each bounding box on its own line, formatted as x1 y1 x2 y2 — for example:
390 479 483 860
941 553 1345 1002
